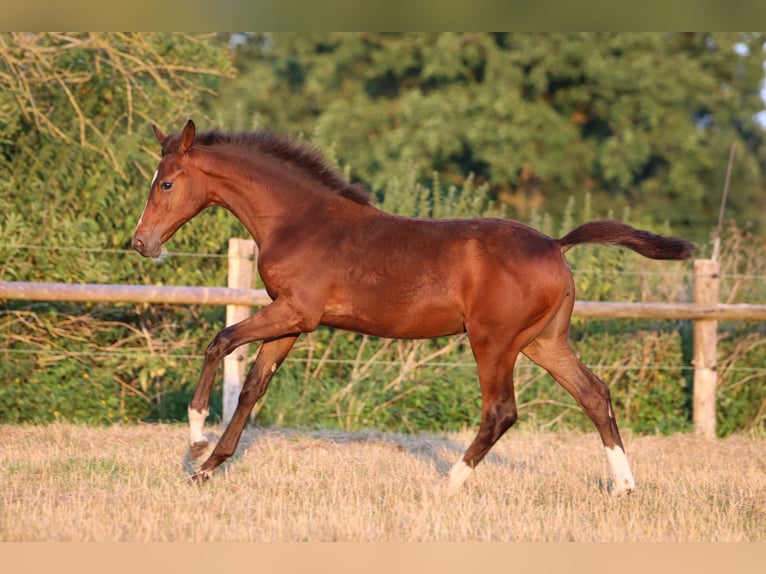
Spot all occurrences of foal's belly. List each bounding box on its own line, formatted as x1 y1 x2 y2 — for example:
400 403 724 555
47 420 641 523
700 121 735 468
320 297 466 340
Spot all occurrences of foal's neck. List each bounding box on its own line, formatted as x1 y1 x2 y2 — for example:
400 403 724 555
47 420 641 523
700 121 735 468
199 146 351 247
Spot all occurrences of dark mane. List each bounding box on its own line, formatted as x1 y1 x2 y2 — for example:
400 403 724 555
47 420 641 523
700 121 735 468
163 128 373 206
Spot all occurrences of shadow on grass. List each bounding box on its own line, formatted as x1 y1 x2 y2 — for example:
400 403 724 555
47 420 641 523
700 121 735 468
179 424 526 482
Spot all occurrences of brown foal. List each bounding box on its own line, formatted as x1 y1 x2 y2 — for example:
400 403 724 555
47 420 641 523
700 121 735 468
133 120 694 495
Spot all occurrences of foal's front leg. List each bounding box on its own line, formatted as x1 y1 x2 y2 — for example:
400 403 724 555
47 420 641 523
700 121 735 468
186 322 245 452
186 298 318 456
193 335 297 481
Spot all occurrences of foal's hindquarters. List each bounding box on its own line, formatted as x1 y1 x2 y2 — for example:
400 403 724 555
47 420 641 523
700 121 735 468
445 244 635 497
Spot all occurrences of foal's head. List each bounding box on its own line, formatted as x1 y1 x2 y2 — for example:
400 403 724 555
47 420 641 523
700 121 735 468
132 119 209 259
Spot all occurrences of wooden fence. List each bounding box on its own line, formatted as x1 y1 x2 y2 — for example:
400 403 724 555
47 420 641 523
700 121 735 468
2 238 764 437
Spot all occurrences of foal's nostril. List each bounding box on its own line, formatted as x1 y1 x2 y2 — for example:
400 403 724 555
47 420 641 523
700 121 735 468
133 238 145 254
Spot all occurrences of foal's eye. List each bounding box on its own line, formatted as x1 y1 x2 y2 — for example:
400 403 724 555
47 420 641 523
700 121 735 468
160 181 173 191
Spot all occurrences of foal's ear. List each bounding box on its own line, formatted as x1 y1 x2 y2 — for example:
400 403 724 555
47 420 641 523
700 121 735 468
179 119 196 155
152 124 168 145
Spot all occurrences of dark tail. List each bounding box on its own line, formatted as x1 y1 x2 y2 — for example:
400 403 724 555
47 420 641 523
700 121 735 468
557 220 695 260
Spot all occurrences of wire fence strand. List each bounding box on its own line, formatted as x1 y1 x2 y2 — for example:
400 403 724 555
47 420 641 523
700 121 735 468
1 244 228 259
3 345 765 375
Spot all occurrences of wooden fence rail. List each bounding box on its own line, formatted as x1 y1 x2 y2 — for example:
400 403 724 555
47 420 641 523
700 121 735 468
5 280 766 320
0 280 272 307
0 239 756 437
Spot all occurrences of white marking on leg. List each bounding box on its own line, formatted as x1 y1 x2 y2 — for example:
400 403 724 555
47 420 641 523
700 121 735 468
188 407 209 446
270 362 277 373
604 445 635 496
447 459 473 495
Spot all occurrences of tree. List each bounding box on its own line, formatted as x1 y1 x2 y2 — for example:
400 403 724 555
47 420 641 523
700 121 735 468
206 32 766 241
0 32 236 284
0 33 237 424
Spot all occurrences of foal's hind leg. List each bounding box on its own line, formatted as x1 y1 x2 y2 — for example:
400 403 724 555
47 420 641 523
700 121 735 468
523 335 635 496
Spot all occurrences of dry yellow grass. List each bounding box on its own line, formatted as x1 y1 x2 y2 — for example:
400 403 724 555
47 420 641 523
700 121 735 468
1 423 764 542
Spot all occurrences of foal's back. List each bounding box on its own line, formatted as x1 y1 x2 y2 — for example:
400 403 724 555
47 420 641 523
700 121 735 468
313 209 570 340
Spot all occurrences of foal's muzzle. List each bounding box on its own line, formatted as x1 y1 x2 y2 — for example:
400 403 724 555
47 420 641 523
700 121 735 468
132 236 162 259
132 237 147 255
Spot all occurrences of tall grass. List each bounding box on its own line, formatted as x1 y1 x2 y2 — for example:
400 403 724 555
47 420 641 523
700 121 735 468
1 424 764 542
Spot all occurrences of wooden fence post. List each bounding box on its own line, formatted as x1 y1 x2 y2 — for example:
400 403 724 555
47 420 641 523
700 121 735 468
692 258 720 438
223 238 257 425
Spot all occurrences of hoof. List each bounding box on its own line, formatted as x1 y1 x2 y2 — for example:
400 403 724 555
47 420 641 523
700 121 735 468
189 440 210 460
190 468 212 484
610 481 636 497
443 479 463 497
446 459 473 496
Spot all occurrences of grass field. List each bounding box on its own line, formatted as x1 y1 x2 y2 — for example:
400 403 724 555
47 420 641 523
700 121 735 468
1 423 764 542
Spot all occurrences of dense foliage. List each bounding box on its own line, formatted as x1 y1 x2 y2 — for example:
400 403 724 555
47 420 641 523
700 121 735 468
1 33 765 436
207 32 766 238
